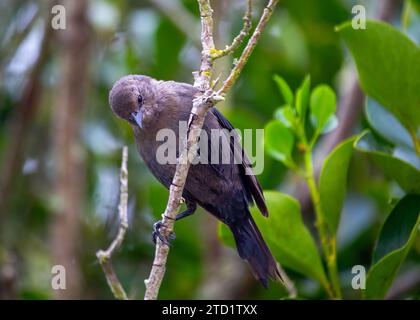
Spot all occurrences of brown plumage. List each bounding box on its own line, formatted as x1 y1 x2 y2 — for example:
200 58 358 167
109 75 280 287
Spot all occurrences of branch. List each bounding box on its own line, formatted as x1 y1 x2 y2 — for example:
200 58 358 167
143 0 279 300
217 0 279 97
211 0 252 59
97 146 129 300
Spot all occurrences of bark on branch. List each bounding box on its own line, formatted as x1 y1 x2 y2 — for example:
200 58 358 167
211 0 252 59
97 146 129 300
144 0 279 301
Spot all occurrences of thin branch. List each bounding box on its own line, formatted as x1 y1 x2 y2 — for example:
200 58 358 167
212 0 252 59
217 0 279 97
143 0 279 300
97 146 129 300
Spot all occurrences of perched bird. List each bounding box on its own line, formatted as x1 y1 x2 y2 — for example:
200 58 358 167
109 75 280 287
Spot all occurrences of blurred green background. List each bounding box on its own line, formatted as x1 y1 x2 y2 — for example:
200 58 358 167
0 0 419 299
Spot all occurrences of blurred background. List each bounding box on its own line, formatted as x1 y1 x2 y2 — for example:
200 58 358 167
0 0 419 299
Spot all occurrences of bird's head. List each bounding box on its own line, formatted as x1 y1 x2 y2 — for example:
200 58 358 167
109 75 161 129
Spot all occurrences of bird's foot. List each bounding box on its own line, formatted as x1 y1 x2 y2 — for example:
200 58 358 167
152 220 176 246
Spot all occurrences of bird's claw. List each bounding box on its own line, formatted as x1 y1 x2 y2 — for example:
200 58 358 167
152 220 176 246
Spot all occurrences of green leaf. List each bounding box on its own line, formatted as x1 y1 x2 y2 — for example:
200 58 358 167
219 191 327 286
319 137 356 234
373 194 420 263
355 131 420 194
321 114 339 134
273 75 294 106
337 20 420 131
220 191 328 286
365 98 414 149
252 192 328 285
310 85 337 131
295 75 311 120
364 194 420 299
264 120 295 166
274 106 296 129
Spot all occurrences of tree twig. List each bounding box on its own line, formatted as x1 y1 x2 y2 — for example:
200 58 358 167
217 0 278 97
143 0 280 300
211 0 253 59
97 146 129 300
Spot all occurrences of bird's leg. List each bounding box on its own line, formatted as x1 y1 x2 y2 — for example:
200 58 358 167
176 201 197 221
152 220 175 246
152 201 197 245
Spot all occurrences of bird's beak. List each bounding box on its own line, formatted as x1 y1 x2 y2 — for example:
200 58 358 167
132 110 143 128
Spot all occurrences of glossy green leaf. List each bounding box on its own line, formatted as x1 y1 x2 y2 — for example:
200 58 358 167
366 99 414 149
274 106 296 129
338 20 420 131
321 114 339 134
220 191 328 286
252 192 328 286
273 75 294 106
264 120 295 166
310 85 337 131
295 75 311 120
365 194 420 299
355 131 420 194
319 137 356 234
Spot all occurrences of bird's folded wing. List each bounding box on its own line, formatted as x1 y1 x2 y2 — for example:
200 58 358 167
206 107 268 217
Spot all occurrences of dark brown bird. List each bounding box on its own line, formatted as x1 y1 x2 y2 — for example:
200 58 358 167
109 75 280 287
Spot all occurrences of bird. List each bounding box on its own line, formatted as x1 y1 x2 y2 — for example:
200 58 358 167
109 74 281 287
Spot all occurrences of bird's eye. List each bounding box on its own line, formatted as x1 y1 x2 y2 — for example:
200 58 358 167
137 95 143 105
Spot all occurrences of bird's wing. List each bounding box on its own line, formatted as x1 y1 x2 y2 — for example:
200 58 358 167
208 107 268 217
168 81 268 217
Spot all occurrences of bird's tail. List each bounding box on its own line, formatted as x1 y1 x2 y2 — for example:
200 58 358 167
229 216 281 287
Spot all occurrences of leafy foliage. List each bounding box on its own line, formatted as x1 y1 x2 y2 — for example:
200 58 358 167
265 120 295 167
220 192 328 285
319 137 355 234
365 194 420 299
337 20 420 131
1 0 420 300
355 132 420 194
